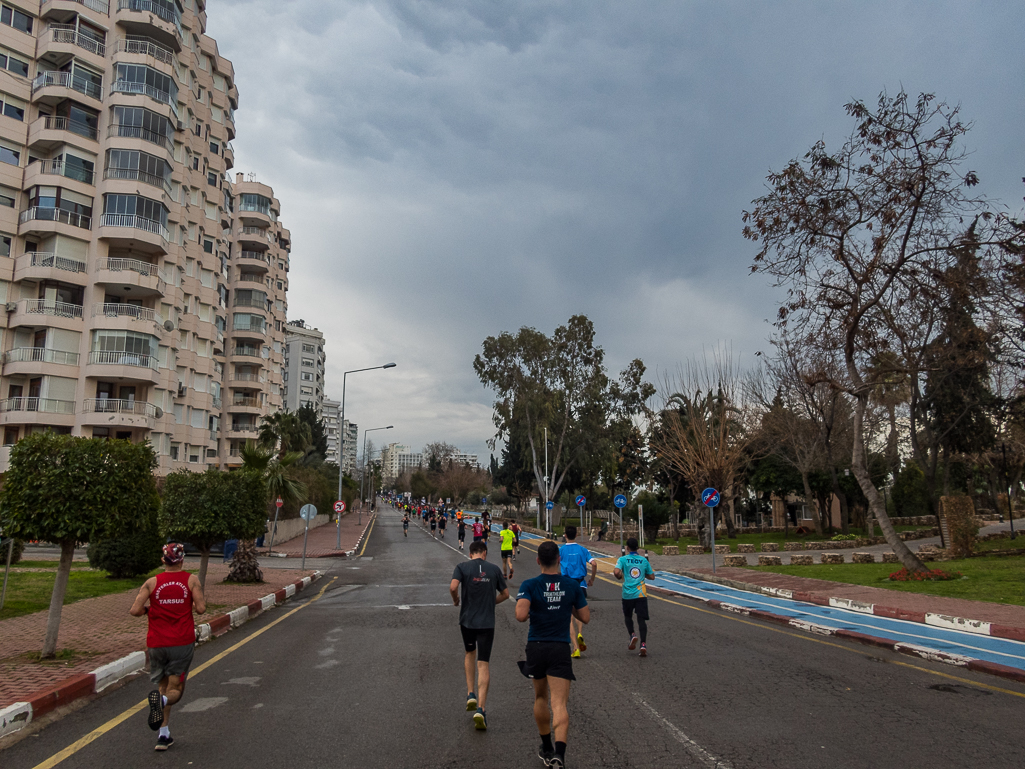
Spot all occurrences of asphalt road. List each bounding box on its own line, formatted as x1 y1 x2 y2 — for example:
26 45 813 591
5 508 1025 769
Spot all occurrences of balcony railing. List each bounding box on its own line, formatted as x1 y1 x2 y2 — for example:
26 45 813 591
36 115 98 141
20 207 92 230
232 297 267 309
32 71 102 100
94 303 160 323
103 166 171 194
0 397 76 415
106 123 173 153
117 0 183 38
211 396 222 410
4 347 80 366
232 322 266 334
235 274 265 284
49 25 106 57
238 250 267 262
239 226 271 240
25 252 87 273
110 79 174 110
87 350 158 369
83 398 158 417
231 373 262 382
33 157 95 185
115 36 174 65
231 397 260 408
21 299 84 319
231 346 261 357
103 256 160 278
99 213 169 241
43 0 110 14
229 425 258 434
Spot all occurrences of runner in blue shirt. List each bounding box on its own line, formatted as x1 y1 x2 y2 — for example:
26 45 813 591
558 526 596 658
614 537 655 657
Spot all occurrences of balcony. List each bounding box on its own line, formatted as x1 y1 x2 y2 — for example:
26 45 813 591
236 250 269 271
32 71 102 102
42 0 110 14
29 115 99 150
234 273 266 285
117 0 183 37
232 297 268 310
83 398 159 417
98 214 169 253
107 122 173 153
231 396 260 408
232 323 266 337
229 424 259 436
4 347 80 366
19 207 92 231
231 373 264 383
48 24 106 57
18 299 84 319
32 157 95 185
114 35 175 66
231 346 262 358
103 167 171 195
85 350 160 383
109 80 176 115
16 251 87 277
93 303 161 323
0 397 76 415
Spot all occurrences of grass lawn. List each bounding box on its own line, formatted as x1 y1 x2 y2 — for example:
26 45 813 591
0 566 160 621
11 560 94 570
748 556 1025 606
974 537 1025 555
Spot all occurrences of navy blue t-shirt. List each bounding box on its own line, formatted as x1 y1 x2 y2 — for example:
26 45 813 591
516 573 588 643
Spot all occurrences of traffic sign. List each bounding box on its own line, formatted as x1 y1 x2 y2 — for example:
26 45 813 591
300 504 318 522
702 488 720 507
546 501 554 510
613 494 627 509
575 495 586 507
334 500 345 513
275 497 283 508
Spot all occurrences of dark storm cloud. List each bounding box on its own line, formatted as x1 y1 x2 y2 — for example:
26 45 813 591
206 0 1025 459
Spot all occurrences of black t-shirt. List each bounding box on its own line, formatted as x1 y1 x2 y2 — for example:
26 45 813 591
516 573 588 643
452 558 507 629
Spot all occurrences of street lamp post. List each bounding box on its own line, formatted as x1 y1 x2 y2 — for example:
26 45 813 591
360 426 393 525
337 363 396 549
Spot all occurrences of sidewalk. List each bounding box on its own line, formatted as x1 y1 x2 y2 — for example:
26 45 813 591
260 512 373 558
0 562 317 709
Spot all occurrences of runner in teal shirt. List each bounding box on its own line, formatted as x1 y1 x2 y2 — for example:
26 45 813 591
614 537 655 656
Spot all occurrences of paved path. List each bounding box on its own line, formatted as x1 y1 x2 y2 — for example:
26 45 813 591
5 505 1023 768
0 561 316 708
261 513 372 557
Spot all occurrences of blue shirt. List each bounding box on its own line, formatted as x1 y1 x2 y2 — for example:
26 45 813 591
558 542 594 586
616 552 654 599
516 573 588 643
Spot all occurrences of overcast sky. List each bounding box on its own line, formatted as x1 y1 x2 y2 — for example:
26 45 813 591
207 0 1025 463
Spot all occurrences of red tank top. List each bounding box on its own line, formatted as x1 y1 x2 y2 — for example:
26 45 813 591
147 571 195 648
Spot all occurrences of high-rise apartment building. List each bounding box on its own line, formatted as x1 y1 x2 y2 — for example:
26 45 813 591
0 0 289 473
282 319 324 414
341 417 356 474
322 396 339 463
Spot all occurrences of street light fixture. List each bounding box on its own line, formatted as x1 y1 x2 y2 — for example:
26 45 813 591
360 425 393 524
337 363 397 549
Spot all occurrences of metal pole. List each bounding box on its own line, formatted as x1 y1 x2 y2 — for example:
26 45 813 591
620 503 625 556
710 505 717 574
268 499 282 556
1 538 13 611
1004 443 1017 539
301 517 310 570
360 428 368 518
544 427 549 532
337 371 348 550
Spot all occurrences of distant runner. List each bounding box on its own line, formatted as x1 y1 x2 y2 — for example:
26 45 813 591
130 543 207 752
431 513 438 538
472 518 485 543
516 541 589 769
457 517 467 551
402 513 410 537
559 526 597 658
499 521 516 580
439 512 447 539
451 541 509 731
614 537 655 657
511 521 521 558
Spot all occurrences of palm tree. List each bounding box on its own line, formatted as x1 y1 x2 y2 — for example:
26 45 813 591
258 411 312 459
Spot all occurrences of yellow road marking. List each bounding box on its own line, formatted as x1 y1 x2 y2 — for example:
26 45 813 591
358 516 377 557
518 539 1025 699
31 577 339 769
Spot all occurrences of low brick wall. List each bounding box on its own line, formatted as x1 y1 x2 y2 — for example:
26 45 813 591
790 554 813 565
852 552 875 564
882 552 900 563
714 544 730 554
784 542 804 551
724 555 748 567
737 543 756 553
758 555 782 565
821 553 845 564
662 545 679 555
687 545 704 555
761 543 779 552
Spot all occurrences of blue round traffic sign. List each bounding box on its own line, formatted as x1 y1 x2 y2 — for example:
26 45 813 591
613 494 628 509
575 495 586 507
546 501 554 510
701 488 720 507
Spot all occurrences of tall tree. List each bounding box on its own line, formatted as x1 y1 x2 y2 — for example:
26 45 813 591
296 403 329 460
258 410 312 458
744 90 1024 571
0 434 158 658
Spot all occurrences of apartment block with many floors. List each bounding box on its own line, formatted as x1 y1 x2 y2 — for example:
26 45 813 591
282 319 324 415
0 0 288 473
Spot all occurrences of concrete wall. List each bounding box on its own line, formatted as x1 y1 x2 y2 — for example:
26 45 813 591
268 514 331 544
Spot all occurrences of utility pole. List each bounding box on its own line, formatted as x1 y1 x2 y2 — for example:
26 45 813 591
1004 442 1017 539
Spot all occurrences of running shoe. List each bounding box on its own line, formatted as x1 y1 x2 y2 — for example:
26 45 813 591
571 648 581 659
628 634 639 651
538 745 555 765
473 707 487 730
639 643 647 657
154 735 174 751
466 692 478 711
577 633 587 652
550 757 565 768
147 690 164 731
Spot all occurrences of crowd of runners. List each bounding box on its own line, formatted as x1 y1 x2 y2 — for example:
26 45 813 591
391 496 655 769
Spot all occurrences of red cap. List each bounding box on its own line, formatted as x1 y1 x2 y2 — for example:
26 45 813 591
162 543 185 564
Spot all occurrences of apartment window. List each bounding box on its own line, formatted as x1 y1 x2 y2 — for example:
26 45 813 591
0 233 11 257
103 194 168 228
207 171 217 187
301 358 314 368
302 343 316 353
192 156 199 170
0 93 23 121
114 63 178 105
105 149 171 188
209 141 219 155
111 106 173 146
301 372 313 382
0 186 14 207
0 142 19 166
193 120 202 137
239 194 271 216
276 280 283 290
0 5 32 34
300 386 313 395
203 237 214 253
92 329 158 357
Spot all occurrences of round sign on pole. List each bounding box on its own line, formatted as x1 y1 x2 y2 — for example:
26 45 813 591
300 504 317 522
575 495 586 507
276 497 283 508
702 488 720 507
334 500 345 513
546 501 554 510
613 494 628 509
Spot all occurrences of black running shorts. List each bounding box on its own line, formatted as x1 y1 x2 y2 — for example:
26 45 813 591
501 549 513 559
522 641 575 681
622 597 649 621
460 626 496 662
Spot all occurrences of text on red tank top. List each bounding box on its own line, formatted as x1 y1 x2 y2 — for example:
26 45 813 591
147 571 195 648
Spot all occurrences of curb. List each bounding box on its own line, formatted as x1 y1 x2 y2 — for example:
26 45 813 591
649 577 1025 685
667 568 1025 643
347 514 376 557
0 573 321 741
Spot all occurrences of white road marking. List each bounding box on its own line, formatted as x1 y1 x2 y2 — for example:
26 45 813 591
222 677 261 686
179 697 228 713
632 694 734 768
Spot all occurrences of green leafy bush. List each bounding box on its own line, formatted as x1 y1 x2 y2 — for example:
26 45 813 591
830 534 859 541
88 507 163 578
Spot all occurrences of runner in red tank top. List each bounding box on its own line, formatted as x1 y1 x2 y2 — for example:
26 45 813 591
131 543 206 752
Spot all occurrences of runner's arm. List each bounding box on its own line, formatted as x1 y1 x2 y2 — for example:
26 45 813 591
613 568 623 580
449 578 461 605
515 597 530 622
587 558 597 587
572 605 590 624
129 577 155 616
495 587 509 605
190 573 207 614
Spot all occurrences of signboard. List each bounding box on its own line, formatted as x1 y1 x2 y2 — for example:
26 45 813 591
300 504 318 522
275 497 283 508
613 494 627 509
334 501 346 513
702 488 720 507
546 501 554 510
575 495 586 507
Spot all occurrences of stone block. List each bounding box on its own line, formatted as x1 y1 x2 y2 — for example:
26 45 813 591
686 545 704 555
784 542 804 551
724 555 748 567
881 552 900 564
790 554 813 565
714 544 730 554
805 541 825 550
820 553 845 564
758 555 783 566
761 542 779 552
737 543 756 553
662 545 679 555
852 552 875 564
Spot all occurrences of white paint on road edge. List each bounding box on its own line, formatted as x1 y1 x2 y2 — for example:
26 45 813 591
229 606 248 628
0 702 32 739
925 613 992 636
93 651 146 692
829 597 875 615
632 694 733 769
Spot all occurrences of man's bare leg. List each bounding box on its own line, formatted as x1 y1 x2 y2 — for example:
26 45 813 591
548 676 571 743
464 650 476 697
532 677 551 734
476 661 490 709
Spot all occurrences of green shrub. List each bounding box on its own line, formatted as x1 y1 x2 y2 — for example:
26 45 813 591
88 508 163 578
2 538 24 564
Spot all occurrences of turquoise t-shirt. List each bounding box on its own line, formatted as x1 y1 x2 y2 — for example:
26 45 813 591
616 552 654 599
